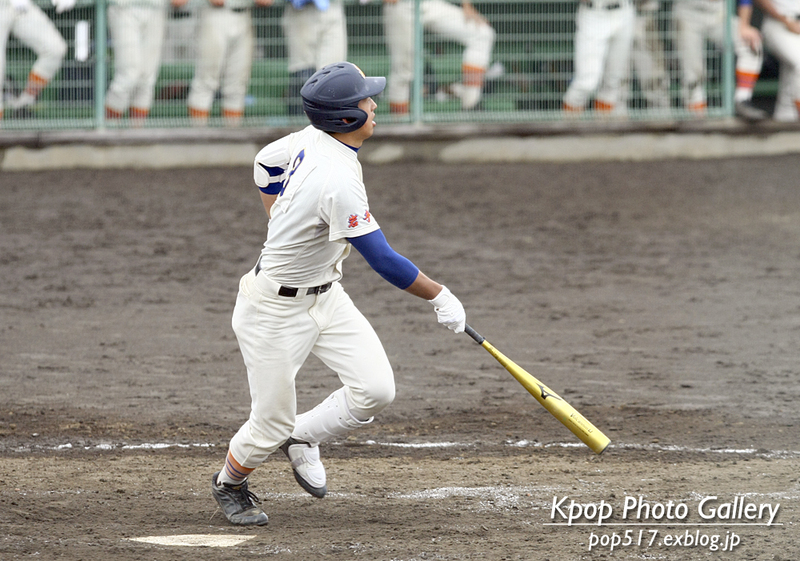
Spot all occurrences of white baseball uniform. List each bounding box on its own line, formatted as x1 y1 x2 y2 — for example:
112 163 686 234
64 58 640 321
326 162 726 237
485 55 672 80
281 0 347 115
105 0 172 119
227 125 395 468
563 0 636 113
761 0 800 121
0 0 67 117
382 0 496 112
186 0 255 123
673 0 763 112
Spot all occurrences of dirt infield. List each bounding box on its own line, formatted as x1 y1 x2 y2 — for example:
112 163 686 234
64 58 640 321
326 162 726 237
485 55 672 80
1 156 798 560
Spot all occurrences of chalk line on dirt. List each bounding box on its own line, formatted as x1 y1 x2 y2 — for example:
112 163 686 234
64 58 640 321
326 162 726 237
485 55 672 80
4 439 799 459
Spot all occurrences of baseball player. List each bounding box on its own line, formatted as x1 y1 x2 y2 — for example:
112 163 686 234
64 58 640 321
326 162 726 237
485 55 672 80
382 0 496 113
673 0 766 119
756 0 800 121
562 0 636 115
210 62 467 526
105 0 189 122
187 0 272 125
281 0 347 115
626 0 671 111
1 0 72 119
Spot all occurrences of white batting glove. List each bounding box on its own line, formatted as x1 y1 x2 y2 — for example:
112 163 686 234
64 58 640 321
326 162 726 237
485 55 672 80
52 0 76 13
429 286 466 334
11 0 31 12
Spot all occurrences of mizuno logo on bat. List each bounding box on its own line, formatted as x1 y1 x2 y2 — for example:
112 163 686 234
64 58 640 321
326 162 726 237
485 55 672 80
538 384 561 401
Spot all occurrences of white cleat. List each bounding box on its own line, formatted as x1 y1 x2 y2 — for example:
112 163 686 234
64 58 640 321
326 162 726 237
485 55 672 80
449 83 482 110
8 91 35 110
280 437 327 498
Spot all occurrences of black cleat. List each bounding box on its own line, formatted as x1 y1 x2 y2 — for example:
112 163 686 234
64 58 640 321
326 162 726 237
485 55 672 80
735 101 768 122
210 472 269 526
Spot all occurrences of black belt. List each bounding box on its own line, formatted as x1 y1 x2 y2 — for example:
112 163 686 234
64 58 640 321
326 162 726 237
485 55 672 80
585 1 622 8
254 260 332 298
231 6 249 12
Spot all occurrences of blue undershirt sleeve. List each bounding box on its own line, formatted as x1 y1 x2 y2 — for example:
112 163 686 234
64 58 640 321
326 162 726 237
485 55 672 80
347 229 420 290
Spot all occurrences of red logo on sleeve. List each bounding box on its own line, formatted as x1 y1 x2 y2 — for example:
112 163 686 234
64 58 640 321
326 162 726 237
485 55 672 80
348 214 359 228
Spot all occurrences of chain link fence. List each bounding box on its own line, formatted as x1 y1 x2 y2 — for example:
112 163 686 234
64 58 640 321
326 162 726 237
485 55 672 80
1 0 772 131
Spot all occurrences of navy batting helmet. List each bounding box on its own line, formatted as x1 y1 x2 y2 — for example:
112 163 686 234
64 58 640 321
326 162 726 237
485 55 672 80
300 62 386 133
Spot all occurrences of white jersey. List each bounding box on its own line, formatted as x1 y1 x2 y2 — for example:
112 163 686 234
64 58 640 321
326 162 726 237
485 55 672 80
769 0 800 16
253 126 380 288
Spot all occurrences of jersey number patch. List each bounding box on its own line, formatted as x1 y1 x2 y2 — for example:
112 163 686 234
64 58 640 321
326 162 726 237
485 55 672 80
279 149 306 197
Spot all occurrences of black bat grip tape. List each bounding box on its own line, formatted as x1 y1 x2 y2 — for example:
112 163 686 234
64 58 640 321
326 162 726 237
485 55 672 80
464 324 485 344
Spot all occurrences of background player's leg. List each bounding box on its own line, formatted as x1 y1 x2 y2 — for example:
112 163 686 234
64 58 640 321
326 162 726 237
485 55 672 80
8 4 66 110
423 0 495 110
563 7 612 112
383 0 414 114
187 6 226 123
219 11 253 125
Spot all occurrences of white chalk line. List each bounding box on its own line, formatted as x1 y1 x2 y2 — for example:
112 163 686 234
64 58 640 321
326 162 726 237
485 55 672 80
4 439 799 459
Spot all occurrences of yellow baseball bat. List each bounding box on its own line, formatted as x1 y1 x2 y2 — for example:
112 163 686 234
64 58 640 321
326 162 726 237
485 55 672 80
464 324 610 454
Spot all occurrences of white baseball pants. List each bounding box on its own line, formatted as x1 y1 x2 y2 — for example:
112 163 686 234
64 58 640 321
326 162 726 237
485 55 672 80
0 2 66 113
281 2 347 73
105 4 167 114
227 268 395 469
762 15 800 121
383 0 495 107
674 2 762 109
186 6 253 114
563 2 635 111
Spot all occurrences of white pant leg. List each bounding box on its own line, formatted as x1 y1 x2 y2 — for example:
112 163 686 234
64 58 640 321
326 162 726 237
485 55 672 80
310 288 394 419
106 6 141 112
281 2 319 73
675 2 713 108
316 2 347 69
228 271 321 467
763 15 800 121
282 5 322 72
423 0 495 70
383 1 414 106
11 3 66 80
219 11 253 112
595 4 634 108
773 68 798 121
228 271 394 468
282 3 346 73
563 6 614 108
130 6 167 110
187 6 227 111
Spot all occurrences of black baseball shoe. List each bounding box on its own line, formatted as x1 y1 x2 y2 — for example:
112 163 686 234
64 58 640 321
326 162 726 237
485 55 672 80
735 101 768 122
210 472 269 526
280 437 327 498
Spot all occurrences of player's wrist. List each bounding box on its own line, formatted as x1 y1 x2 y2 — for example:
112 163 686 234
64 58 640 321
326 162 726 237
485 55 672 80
428 286 451 307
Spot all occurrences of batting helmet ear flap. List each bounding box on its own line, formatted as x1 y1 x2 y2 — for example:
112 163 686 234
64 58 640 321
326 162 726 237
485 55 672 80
303 101 369 133
301 62 386 133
